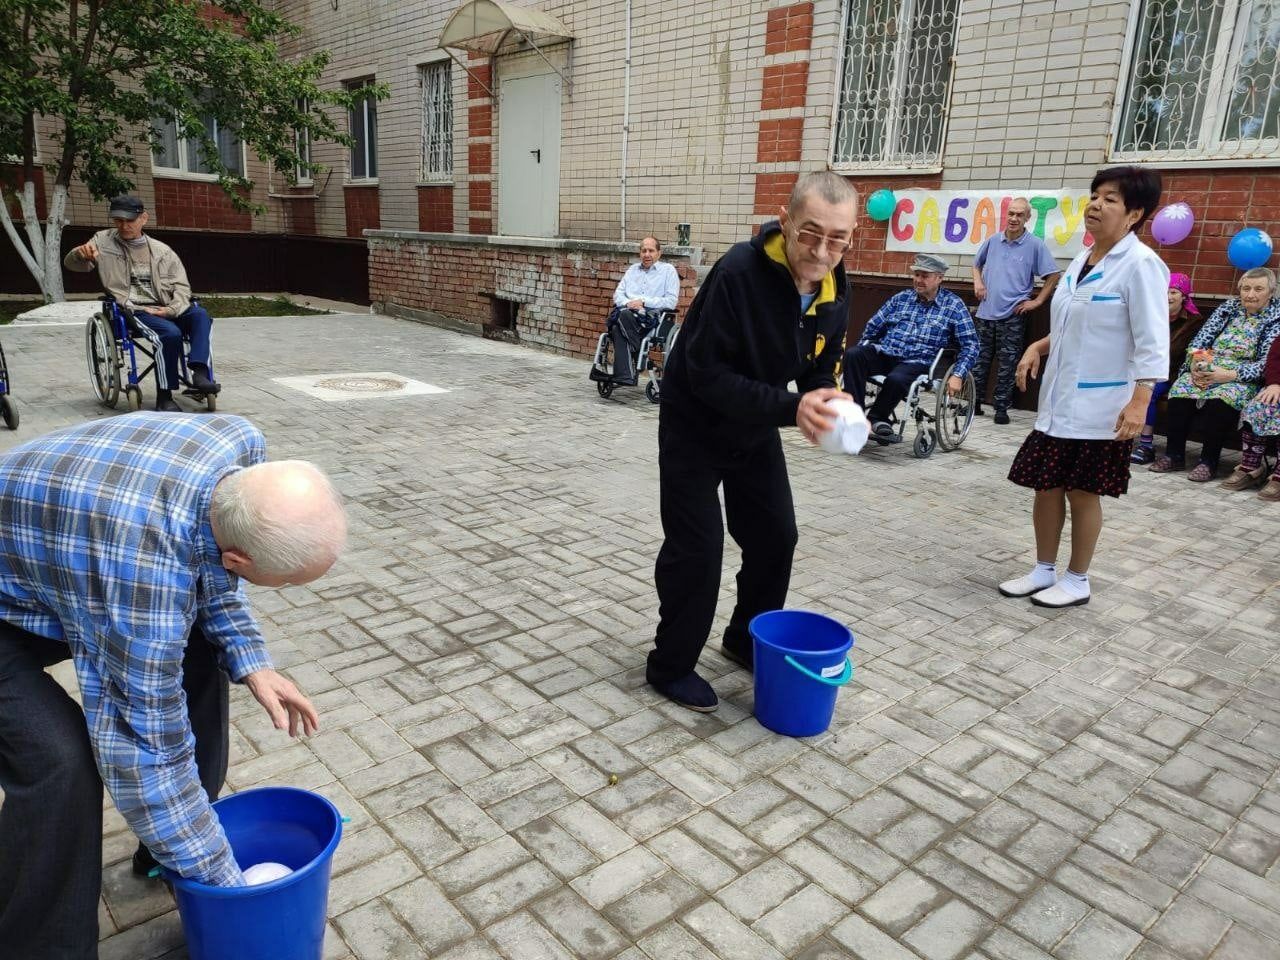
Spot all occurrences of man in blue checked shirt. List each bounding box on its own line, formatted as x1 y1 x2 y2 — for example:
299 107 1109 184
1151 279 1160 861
843 253 980 441
0 413 347 960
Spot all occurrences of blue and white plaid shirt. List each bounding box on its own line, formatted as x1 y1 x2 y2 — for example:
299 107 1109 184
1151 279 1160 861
0 413 273 885
860 287 980 376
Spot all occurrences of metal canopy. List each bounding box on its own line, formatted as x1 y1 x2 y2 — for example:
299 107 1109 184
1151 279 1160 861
438 0 574 94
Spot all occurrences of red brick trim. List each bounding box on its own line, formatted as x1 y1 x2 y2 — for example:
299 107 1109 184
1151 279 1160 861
757 118 805 163
764 3 814 55
417 185 453 232
153 177 251 231
343 184 380 238
761 63 809 111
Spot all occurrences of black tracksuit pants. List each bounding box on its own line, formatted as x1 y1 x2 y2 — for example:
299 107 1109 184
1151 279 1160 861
648 419 798 683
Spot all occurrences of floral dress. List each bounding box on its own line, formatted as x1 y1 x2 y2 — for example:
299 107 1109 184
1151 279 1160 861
1168 298 1280 410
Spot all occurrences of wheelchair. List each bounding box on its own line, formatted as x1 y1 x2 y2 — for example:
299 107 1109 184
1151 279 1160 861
85 299 218 412
0 340 17 430
589 307 680 403
864 347 976 458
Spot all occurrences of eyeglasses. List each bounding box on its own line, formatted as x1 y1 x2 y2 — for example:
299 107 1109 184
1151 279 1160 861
793 227 853 255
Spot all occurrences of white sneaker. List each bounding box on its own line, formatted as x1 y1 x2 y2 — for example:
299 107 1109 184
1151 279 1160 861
998 572 1055 597
1029 583 1090 608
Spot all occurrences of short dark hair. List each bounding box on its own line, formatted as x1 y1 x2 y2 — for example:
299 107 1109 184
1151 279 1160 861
1089 166 1162 232
788 171 858 217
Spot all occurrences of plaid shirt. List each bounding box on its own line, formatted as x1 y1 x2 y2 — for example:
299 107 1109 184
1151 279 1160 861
0 413 273 885
860 288 980 376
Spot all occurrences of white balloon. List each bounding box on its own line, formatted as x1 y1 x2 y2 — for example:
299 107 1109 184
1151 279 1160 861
817 398 870 455
243 861 293 886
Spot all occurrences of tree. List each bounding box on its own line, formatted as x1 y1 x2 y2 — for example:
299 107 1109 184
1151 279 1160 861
0 0 381 301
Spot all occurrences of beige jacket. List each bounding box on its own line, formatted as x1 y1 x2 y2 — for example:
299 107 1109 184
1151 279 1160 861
64 229 193 317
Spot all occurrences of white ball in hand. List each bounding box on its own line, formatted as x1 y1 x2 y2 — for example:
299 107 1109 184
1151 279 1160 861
817 398 870 455
243 861 293 886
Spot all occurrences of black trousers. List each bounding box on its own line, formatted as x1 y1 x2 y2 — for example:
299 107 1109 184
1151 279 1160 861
648 420 797 683
607 308 655 384
0 621 229 960
1164 396 1241 471
841 344 930 423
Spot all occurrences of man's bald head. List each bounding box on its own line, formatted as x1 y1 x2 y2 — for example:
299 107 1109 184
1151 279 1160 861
211 460 347 585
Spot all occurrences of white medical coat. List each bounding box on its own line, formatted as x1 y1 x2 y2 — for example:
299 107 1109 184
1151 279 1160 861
1034 231 1170 439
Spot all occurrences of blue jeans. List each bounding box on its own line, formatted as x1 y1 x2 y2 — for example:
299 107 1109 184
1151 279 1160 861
1142 380 1171 432
135 303 213 391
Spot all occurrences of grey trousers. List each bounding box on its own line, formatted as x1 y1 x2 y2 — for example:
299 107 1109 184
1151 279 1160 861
0 620 230 959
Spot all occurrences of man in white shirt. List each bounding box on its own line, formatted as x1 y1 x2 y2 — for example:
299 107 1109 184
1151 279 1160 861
607 235 680 385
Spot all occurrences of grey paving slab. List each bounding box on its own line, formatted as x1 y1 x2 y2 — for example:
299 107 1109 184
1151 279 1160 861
0 312 1277 958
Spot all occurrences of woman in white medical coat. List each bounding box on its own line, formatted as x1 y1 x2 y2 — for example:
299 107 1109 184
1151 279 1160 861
998 167 1169 608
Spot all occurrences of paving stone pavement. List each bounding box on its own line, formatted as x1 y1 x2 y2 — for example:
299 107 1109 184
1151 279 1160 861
2 311 1279 960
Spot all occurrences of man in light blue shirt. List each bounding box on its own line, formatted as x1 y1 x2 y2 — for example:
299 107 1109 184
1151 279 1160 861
607 235 680 385
971 197 1062 423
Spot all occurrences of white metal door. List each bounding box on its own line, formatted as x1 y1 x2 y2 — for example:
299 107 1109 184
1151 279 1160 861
498 73 560 237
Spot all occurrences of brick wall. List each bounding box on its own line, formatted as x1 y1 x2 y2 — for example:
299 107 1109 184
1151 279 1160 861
153 178 251 231
1 165 48 221
417 185 454 233
343 185 380 238
1140 170 1280 298
368 234 696 358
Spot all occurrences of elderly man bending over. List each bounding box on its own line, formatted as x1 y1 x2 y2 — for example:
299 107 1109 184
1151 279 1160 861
843 253 979 442
0 413 347 960
607 235 680 385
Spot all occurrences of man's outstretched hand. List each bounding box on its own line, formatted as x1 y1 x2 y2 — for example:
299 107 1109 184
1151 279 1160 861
797 387 853 445
244 669 319 737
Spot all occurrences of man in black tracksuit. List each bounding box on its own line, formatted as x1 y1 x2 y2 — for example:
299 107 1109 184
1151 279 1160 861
648 171 858 711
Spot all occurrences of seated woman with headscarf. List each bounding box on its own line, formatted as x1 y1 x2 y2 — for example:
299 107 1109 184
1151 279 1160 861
1130 271 1204 464
1224 333 1280 499
1149 267 1280 481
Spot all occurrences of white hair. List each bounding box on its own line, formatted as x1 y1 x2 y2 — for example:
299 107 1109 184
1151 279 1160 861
211 460 346 577
1240 267 1276 294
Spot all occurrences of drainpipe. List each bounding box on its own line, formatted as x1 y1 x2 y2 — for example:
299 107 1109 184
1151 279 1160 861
620 0 631 242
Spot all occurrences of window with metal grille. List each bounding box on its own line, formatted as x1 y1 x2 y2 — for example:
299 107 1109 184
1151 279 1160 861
1114 0 1280 162
831 0 960 170
420 62 453 182
346 79 378 181
152 113 245 176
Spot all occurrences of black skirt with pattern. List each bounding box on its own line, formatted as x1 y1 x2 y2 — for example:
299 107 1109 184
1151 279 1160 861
1008 430 1133 498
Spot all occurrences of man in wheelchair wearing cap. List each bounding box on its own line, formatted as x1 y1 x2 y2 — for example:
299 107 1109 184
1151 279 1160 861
842 253 979 442
64 195 219 412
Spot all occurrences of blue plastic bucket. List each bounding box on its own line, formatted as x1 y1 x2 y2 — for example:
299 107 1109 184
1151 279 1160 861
167 787 342 960
751 610 855 737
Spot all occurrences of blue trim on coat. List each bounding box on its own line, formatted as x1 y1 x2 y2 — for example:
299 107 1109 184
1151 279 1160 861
1077 380 1127 389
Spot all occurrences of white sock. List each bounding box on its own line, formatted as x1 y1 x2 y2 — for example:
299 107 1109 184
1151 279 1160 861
1057 569 1090 598
1027 562 1056 588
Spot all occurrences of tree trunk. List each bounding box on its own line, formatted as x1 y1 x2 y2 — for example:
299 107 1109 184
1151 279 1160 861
0 183 67 303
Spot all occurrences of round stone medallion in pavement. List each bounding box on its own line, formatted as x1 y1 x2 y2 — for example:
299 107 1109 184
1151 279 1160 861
315 375 406 393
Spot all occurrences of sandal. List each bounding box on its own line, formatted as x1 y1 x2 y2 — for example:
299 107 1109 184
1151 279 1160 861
1187 463 1216 482
1130 446 1155 465
1148 455 1185 473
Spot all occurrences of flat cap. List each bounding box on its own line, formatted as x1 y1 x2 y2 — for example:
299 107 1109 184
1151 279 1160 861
107 195 145 220
911 253 949 274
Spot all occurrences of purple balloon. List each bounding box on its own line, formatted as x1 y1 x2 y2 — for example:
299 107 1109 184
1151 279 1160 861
1151 203 1195 245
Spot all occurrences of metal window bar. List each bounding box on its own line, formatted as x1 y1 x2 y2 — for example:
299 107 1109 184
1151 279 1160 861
832 0 959 168
1113 0 1280 160
420 62 454 181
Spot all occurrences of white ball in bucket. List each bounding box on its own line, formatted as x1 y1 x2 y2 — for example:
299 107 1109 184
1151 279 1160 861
816 398 870 455
243 861 293 886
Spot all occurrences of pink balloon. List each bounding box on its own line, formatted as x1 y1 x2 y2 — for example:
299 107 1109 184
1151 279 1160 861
1151 203 1195 245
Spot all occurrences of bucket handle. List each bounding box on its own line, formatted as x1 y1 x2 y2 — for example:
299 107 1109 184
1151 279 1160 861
784 655 853 687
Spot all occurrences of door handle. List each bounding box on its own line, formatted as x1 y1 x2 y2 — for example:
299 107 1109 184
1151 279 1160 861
530 149 541 163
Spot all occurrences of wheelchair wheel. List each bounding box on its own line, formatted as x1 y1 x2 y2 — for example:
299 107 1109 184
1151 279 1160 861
125 385 143 412
205 393 217 413
935 364 976 452
86 312 121 408
645 380 659 404
913 429 936 459
0 395 17 430
596 339 616 398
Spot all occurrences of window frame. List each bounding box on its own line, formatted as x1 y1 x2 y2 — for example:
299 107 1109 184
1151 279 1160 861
150 112 247 181
346 78 379 184
292 97 313 187
827 0 960 175
419 60 454 185
1109 0 1280 167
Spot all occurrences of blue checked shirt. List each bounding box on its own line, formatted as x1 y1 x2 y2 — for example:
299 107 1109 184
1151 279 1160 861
860 287 980 376
0 413 274 885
